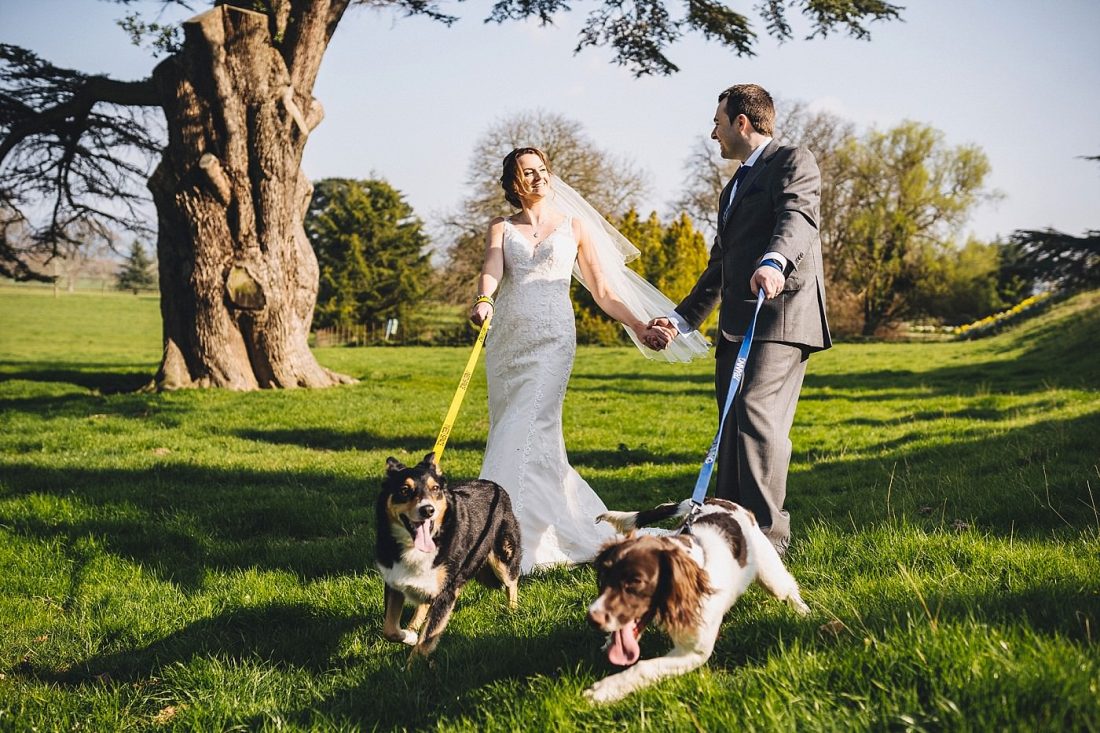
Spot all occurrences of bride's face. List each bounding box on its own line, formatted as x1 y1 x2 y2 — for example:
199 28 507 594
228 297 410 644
518 153 551 201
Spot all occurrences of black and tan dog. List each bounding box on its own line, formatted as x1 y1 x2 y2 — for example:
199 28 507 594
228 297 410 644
375 452 521 663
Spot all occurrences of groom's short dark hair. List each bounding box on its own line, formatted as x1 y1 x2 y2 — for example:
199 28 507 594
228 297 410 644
719 84 775 136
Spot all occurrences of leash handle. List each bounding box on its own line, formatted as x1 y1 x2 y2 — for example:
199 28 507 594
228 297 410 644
432 314 493 463
689 289 766 507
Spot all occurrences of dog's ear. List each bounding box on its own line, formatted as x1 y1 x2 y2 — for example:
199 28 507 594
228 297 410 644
421 451 440 470
385 457 405 475
656 541 713 634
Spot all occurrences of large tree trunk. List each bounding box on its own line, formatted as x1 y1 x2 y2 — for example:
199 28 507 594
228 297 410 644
148 3 352 390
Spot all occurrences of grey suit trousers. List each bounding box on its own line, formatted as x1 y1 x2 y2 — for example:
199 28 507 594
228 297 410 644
714 337 808 543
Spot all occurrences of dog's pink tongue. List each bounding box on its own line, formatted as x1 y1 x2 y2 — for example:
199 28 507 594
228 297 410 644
413 521 435 553
608 621 640 667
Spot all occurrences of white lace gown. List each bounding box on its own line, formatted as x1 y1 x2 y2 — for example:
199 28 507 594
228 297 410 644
479 216 616 574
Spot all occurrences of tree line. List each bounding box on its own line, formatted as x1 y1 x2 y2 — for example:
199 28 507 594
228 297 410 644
308 108 1097 345
5 1 1095 386
1 0 903 390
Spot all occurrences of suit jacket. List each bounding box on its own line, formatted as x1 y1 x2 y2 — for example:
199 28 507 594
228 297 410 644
677 140 832 352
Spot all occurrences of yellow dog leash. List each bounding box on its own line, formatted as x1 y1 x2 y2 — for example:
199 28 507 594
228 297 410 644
432 312 493 463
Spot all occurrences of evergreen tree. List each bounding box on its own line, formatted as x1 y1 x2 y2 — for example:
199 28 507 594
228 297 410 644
620 209 666 287
306 178 431 332
115 240 156 294
660 212 709 301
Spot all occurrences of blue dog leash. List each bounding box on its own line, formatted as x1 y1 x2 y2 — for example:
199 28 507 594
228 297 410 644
685 288 767 526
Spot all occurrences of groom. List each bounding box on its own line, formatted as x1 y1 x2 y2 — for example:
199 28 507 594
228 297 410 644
652 83 831 555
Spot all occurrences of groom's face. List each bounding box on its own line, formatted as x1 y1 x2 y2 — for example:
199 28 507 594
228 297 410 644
711 102 745 161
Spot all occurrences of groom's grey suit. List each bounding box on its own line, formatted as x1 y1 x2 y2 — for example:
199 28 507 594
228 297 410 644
676 139 831 547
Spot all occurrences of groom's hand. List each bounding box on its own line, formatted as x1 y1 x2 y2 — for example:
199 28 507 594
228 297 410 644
751 266 786 299
642 319 676 351
648 316 675 333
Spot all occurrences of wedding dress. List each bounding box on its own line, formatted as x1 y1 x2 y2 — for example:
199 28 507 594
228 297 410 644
479 216 616 573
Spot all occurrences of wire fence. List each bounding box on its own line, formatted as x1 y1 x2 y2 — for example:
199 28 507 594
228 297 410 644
311 313 475 347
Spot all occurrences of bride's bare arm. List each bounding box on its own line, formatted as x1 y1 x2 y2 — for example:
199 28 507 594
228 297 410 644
471 218 506 325
574 219 670 348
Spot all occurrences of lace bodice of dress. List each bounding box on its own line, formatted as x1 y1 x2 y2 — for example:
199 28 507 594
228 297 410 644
488 217 577 344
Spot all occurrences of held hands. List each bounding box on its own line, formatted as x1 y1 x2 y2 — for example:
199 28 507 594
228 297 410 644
639 318 677 351
751 266 785 299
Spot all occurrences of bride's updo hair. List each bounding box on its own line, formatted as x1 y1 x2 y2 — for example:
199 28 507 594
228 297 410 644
501 147 552 209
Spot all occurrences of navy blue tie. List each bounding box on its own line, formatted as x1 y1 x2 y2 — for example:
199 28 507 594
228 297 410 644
721 165 752 227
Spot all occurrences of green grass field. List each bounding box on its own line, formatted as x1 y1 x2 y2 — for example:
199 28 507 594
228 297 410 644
1 286 1098 731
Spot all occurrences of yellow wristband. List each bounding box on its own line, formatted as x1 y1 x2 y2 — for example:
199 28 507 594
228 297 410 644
474 294 495 308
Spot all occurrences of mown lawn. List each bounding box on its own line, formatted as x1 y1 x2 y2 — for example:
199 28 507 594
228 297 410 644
1 286 1098 731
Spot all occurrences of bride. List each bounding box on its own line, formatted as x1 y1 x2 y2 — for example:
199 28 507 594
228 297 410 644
469 147 709 574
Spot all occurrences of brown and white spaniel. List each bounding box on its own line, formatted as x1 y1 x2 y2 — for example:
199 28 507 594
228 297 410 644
584 497 809 704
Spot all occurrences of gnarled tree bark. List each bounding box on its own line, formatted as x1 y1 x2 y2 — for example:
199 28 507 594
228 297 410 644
149 3 353 390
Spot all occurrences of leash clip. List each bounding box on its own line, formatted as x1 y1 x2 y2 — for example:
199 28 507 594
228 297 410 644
680 501 704 536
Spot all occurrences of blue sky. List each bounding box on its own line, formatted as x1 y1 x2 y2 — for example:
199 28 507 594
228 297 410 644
3 1 1099 244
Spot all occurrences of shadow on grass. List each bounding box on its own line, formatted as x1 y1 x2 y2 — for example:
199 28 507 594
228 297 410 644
804 308 1098 395
28 602 370 685
302 630 600 729
4 402 1097 597
0 361 155 394
0 463 376 588
260 574 1098 730
589 410 1100 537
0 385 172 423
3 395 1097 605
234 427 485 457
570 443 703 468
570 369 714 394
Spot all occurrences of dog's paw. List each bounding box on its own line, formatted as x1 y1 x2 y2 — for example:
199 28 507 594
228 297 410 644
790 595 811 616
584 679 626 705
383 629 419 646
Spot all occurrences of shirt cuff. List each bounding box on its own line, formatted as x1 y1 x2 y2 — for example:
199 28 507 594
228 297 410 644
760 251 788 271
668 311 692 335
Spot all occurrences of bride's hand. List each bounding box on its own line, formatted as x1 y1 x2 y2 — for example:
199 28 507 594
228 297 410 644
470 301 493 326
635 323 672 351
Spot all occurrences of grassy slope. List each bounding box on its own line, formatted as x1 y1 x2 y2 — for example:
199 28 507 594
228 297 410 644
0 286 1098 731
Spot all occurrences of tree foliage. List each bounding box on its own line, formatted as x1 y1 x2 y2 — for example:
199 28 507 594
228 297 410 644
575 208 712 344
908 238 1007 326
306 178 431 329
1 0 903 386
494 0 902 76
1 0 904 280
116 240 157 294
0 44 160 280
999 228 1100 294
996 155 1100 296
828 121 993 335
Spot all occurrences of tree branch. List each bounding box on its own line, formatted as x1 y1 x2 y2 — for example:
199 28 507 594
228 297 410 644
0 44 161 278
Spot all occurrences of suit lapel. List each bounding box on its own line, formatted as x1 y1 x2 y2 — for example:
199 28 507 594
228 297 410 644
717 177 735 229
721 140 781 233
